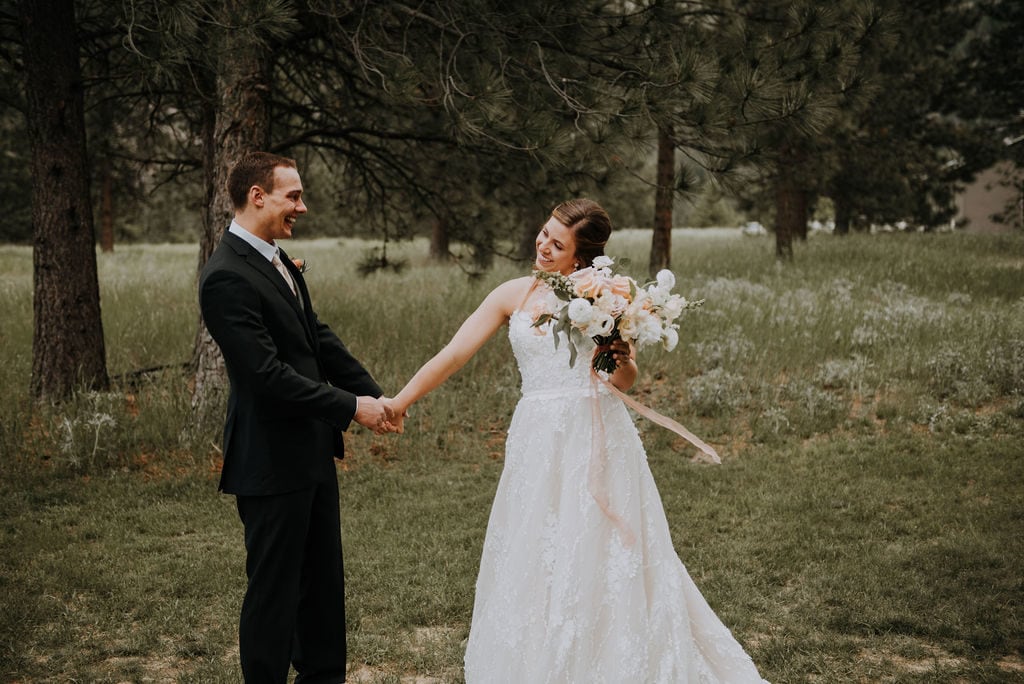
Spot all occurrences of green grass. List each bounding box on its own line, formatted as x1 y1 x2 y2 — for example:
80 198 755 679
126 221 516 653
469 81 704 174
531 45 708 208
1 230 1022 682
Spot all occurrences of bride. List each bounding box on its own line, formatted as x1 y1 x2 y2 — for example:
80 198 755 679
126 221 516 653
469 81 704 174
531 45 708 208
387 199 768 683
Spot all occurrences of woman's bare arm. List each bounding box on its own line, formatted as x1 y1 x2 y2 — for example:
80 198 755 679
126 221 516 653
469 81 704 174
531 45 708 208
388 278 530 430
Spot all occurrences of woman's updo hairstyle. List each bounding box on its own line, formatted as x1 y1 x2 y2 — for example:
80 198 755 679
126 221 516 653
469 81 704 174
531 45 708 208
550 198 612 268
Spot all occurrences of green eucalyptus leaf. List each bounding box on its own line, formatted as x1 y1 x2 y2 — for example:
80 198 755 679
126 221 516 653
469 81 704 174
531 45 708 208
569 327 584 348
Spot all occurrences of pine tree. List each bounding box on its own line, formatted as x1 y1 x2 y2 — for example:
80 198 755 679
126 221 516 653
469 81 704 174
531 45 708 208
825 0 989 234
959 0 1024 229
611 1 890 262
735 1 890 258
18 0 109 399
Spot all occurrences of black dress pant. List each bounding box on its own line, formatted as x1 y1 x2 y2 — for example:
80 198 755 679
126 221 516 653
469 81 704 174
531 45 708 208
236 478 347 683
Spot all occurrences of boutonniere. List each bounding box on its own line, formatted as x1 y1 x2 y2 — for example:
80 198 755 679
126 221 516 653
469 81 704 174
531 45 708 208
291 258 311 274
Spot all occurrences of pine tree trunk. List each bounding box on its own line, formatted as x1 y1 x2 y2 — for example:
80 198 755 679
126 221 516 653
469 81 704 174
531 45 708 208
774 153 809 261
795 191 809 241
517 206 539 261
834 195 851 236
191 2 272 407
99 160 114 253
97 46 114 253
774 185 794 261
649 125 674 277
20 0 109 400
429 217 450 261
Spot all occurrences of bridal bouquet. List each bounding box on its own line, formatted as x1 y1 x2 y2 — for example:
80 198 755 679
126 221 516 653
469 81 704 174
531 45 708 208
532 256 702 373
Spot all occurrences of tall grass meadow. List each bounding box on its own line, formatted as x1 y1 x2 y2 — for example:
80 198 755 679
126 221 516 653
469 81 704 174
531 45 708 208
1 229 1022 682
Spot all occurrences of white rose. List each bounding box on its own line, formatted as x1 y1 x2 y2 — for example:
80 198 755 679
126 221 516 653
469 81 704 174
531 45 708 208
637 316 663 347
618 312 639 341
567 298 595 325
662 327 679 352
629 289 650 311
648 285 670 307
594 291 628 317
586 312 615 337
622 306 656 342
656 269 676 290
592 255 614 269
620 300 652 339
661 294 686 322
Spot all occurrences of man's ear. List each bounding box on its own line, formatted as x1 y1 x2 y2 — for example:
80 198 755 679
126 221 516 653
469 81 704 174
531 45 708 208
249 185 265 208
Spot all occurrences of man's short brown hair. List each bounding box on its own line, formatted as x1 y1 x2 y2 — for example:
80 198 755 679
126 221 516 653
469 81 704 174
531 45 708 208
226 152 297 210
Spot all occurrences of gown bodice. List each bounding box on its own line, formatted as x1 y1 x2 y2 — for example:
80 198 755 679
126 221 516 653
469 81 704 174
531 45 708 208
508 310 601 397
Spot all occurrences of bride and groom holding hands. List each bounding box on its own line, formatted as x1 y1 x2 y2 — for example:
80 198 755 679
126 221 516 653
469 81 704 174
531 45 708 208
200 151 768 683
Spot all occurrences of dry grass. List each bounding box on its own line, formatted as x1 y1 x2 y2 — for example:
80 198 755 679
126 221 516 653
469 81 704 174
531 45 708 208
1 230 1022 682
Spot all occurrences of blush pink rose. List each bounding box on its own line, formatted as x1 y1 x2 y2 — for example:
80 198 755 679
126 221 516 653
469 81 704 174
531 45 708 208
609 275 632 300
569 269 605 298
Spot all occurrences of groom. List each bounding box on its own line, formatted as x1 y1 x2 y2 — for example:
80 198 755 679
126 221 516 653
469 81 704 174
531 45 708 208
199 151 393 683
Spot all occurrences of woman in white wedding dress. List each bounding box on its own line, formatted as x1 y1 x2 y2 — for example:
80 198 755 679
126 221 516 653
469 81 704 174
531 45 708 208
388 199 767 683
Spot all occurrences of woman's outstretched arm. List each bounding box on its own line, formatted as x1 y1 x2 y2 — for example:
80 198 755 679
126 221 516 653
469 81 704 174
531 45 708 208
387 278 528 432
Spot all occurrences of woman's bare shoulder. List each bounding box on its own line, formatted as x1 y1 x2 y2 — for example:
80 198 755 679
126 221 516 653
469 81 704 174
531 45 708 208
483 276 537 316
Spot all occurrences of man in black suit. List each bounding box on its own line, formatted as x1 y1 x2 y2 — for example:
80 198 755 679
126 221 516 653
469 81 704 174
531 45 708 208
199 151 393 683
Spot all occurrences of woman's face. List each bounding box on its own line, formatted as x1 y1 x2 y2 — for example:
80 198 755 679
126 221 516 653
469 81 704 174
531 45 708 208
535 216 577 275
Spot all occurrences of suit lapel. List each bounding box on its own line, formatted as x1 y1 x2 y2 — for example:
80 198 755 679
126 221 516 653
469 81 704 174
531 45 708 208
276 248 310 311
223 233 315 344
277 248 320 349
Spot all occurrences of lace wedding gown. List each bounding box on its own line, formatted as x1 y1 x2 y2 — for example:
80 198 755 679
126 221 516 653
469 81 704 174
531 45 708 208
462 311 768 684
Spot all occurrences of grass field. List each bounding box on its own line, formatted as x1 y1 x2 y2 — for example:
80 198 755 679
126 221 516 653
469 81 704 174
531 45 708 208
0 228 1022 683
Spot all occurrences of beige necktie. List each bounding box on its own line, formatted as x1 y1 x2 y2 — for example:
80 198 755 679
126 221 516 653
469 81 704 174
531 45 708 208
271 254 298 297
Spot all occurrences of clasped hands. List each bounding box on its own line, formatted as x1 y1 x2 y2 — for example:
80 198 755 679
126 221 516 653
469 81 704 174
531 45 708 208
354 396 408 435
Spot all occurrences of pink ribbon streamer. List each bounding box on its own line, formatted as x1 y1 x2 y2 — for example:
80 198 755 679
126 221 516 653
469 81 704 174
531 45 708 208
588 372 637 548
586 370 720 548
595 370 721 464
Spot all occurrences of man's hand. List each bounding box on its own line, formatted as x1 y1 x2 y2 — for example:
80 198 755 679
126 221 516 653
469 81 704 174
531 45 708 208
354 396 395 435
381 398 409 434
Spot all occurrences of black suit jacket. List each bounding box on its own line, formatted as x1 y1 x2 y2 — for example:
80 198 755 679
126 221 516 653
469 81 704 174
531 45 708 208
199 231 382 496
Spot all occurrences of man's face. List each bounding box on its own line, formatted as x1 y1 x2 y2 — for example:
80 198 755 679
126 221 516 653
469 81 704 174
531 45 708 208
259 166 307 242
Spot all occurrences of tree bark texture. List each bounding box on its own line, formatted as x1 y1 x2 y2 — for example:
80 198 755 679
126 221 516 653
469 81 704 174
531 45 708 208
774 151 808 261
517 205 541 262
20 0 109 400
99 159 114 252
429 217 450 261
97 45 114 253
649 125 674 278
192 0 273 406
774 181 799 261
833 194 851 236
795 196 809 241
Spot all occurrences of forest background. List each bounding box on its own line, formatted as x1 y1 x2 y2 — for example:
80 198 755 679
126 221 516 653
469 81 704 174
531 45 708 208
3 0 1021 401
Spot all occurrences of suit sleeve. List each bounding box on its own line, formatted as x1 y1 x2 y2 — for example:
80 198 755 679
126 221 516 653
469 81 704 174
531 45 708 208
313 316 384 399
200 268 360 429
